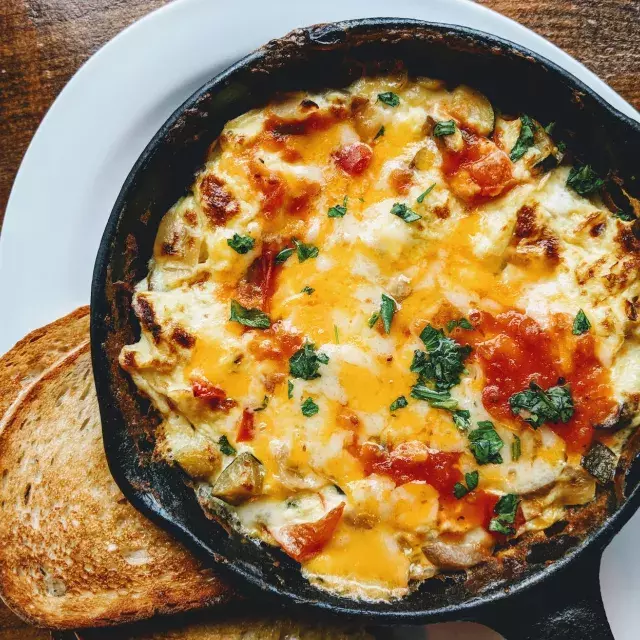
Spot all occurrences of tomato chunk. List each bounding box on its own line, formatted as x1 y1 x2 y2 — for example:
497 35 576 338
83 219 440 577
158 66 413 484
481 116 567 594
191 377 237 412
333 142 373 176
236 409 255 442
274 503 345 562
359 441 462 494
236 244 279 312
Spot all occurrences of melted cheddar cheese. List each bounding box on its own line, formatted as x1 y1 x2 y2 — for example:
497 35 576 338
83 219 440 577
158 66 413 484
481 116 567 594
120 75 640 601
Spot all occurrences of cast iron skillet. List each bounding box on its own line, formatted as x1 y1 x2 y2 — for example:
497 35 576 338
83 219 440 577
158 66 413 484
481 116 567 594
91 18 640 639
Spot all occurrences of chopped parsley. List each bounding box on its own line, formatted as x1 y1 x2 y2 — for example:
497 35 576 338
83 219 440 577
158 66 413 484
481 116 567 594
512 435 522 461
446 318 474 332
390 396 408 412
254 395 269 412
274 247 294 264
412 325 472 391
567 165 604 196
301 397 319 417
572 309 591 335
468 420 504 465
453 409 471 431
510 114 536 162
289 343 329 380
294 239 319 262
613 209 636 222
334 324 340 344
328 196 348 218
377 92 400 107
544 121 556 135
218 435 236 456
368 311 380 328
509 381 574 429
391 202 421 223
301 286 315 295
489 494 520 535
380 294 397 334
227 233 255 254
410 385 458 411
229 300 271 329
433 120 456 137
287 380 294 399
454 470 480 499
374 126 386 139
417 183 436 204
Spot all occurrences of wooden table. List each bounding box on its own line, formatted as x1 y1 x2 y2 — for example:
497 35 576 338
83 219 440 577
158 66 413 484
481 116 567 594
1 0 639 233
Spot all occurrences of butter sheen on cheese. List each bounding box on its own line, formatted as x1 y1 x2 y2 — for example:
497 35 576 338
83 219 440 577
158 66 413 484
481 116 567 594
120 75 640 601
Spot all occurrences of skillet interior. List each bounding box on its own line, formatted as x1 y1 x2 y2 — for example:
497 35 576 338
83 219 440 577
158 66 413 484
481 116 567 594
91 18 640 627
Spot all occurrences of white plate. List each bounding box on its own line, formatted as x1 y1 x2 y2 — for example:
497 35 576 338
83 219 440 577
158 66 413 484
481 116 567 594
1 0 638 637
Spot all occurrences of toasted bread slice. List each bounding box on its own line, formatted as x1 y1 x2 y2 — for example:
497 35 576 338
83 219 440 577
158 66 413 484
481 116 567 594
0 306 90 419
71 616 373 639
0 343 230 629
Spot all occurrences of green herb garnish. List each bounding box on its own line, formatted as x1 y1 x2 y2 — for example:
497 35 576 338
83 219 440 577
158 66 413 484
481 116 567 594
254 395 269 412
572 309 591 335
334 324 340 344
289 343 329 380
218 435 236 456
374 126 386 139
380 294 397 334
417 183 436 204
510 114 536 162
468 420 504 465
446 318 474 333
368 311 380 328
229 300 271 329
613 209 636 222
390 396 408 412
377 92 400 107
433 120 456 137
453 409 471 431
489 494 520 534
287 380 294 399
301 397 319 417
301 286 315 295
512 435 521 461
567 165 604 196
453 471 479 499
509 381 574 429
410 385 458 411
544 122 556 135
328 196 348 218
294 239 319 262
274 247 294 264
411 325 473 391
227 233 255 254
391 202 421 223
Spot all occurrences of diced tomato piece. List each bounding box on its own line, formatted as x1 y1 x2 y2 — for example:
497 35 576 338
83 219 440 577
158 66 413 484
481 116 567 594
191 378 237 412
359 441 462 494
274 503 345 562
333 142 373 176
248 321 304 362
236 409 255 442
236 244 279 312
440 491 500 532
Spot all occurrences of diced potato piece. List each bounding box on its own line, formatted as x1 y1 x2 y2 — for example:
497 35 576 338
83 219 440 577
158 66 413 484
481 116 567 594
175 439 221 481
423 528 494 569
449 85 495 136
212 452 265 505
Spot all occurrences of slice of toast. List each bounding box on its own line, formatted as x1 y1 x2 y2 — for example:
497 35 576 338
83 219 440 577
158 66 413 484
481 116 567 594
0 342 231 629
0 307 90 419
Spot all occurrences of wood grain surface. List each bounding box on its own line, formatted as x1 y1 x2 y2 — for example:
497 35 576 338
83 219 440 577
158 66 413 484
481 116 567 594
0 0 638 232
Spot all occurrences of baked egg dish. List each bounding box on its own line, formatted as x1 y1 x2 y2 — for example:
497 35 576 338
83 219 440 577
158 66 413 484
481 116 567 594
120 75 640 601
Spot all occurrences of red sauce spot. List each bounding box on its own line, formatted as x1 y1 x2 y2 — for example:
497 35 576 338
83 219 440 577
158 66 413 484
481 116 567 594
333 142 373 176
191 378 237 413
442 132 514 202
236 409 255 442
235 243 281 312
359 441 462 494
273 503 345 562
466 310 616 454
251 172 285 217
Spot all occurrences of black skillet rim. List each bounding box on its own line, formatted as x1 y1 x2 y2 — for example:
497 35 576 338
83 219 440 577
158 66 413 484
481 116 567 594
91 17 640 624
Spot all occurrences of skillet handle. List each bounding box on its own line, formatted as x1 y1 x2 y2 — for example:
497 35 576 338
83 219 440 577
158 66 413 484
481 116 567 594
480 550 613 640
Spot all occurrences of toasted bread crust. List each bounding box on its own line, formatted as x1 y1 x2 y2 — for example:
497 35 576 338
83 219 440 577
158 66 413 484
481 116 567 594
0 343 230 629
0 306 90 419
